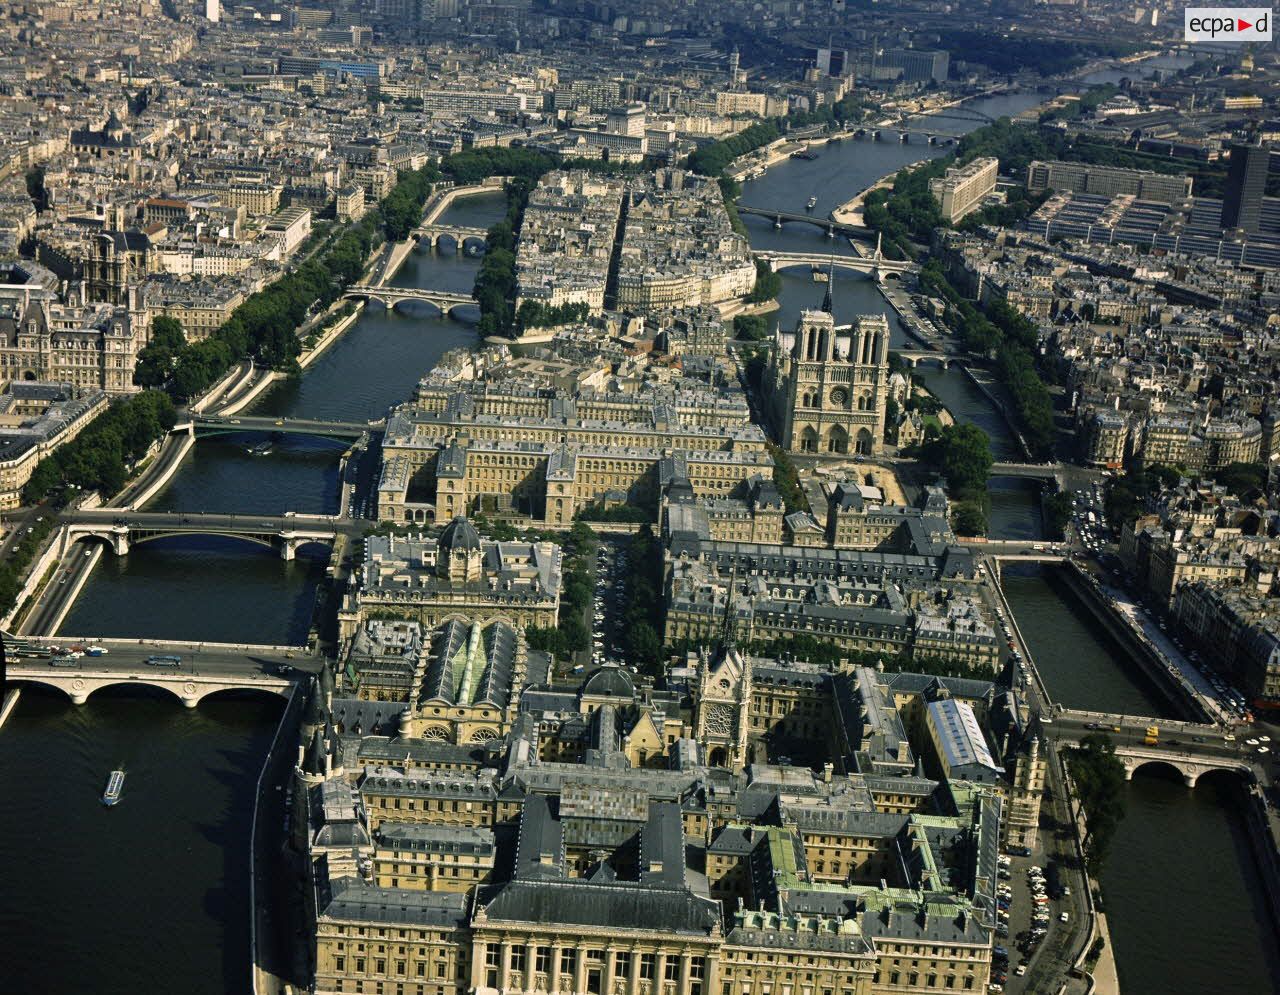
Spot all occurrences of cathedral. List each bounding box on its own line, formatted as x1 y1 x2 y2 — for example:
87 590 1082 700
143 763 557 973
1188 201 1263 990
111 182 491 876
765 287 890 456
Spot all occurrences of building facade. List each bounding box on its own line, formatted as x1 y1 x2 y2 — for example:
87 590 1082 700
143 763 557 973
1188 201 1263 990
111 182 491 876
767 309 890 456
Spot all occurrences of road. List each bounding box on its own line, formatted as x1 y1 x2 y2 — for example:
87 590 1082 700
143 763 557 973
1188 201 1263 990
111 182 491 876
1009 753 1091 995
0 502 52 563
1048 711 1270 768
61 509 355 534
18 543 94 636
191 413 377 439
6 642 320 678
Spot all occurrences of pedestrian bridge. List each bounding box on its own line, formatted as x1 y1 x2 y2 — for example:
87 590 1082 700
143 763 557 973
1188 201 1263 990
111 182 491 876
738 206 872 239
344 286 475 315
1051 709 1258 787
60 511 340 560
6 661 291 708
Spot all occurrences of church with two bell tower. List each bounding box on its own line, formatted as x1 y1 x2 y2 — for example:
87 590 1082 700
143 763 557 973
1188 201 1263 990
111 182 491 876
765 280 890 456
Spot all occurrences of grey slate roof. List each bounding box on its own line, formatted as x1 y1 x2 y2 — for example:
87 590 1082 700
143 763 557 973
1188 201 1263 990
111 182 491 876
477 879 721 935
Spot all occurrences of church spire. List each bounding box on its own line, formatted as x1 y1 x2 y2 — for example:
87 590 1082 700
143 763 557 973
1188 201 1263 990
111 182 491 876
820 253 835 314
720 562 739 651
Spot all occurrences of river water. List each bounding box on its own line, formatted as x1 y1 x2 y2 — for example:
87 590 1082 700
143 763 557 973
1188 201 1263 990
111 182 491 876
0 686 283 995
6 93 1272 993
1 196 496 995
1001 564 1280 994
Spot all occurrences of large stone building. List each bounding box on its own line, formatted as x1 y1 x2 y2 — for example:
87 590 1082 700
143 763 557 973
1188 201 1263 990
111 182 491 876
339 517 563 638
294 643 1021 995
0 380 108 508
766 305 890 457
0 283 143 394
344 617 533 745
928 158 998 224
1025 160 1193 205
377 378 772 528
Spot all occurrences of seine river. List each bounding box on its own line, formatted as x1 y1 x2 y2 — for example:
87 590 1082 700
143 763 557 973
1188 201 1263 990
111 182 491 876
3 99 1274 994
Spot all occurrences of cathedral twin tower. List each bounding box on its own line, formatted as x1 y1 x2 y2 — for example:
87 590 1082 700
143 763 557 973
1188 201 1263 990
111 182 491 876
765 301 891 457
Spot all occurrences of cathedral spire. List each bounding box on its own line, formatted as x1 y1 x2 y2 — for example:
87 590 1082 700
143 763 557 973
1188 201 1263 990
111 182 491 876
820 253 835 314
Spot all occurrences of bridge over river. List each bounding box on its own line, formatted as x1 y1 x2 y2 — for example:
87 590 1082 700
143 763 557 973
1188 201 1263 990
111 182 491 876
1048 708 1263 787
57 510 361 560
189 413 380 441
344 286 475 315
411 223 488 252
3 638 321 707
754 249 914 277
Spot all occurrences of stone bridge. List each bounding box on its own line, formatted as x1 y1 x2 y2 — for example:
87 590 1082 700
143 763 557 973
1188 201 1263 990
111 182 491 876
895 349 954 369
59 511 342 560
6 660 292 707
1049 709 1260 787
344 286 475 315
412 224 489 253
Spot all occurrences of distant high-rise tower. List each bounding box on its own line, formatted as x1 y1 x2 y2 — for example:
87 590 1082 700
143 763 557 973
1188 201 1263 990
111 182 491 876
728 46 740 88
205 0 219 22
1222 144 1268 232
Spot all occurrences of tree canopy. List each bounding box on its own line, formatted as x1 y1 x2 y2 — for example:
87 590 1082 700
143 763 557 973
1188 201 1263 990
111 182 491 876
1068 733 1128 873
23 391 177 503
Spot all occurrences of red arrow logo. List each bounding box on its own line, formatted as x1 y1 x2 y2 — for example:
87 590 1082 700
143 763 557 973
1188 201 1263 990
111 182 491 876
1239 18 1253 29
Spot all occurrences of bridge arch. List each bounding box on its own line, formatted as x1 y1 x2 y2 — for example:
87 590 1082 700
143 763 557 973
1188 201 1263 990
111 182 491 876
1127 757 1191 785
10 675 187 707
392 298 442 318
195 685 292 705
461 235 487 256
1187 765 1253 789
127 530 280 553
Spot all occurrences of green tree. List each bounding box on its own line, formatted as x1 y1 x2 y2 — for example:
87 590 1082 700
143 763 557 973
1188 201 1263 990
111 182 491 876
952 500 988 537
132 316 186 388
1215 461 1267 497
1068 733 1128 873
920 423 993 501
1044 491 1074 539
767 443 805 513
733 314 769 341
747 259 782 304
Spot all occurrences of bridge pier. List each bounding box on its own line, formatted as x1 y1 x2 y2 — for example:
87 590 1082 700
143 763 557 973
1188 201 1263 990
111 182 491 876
280 536 297 561
70 692 89 706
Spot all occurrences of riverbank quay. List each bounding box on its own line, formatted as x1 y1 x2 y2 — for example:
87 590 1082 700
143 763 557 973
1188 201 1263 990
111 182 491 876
832 162 927 226
1056 560 1214 722
250 682 306 995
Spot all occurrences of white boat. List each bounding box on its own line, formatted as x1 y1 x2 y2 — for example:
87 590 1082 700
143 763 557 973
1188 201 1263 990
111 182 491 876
102 770 125 806
806 196 818 209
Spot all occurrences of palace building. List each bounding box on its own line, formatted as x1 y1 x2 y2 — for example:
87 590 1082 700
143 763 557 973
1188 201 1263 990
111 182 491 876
291 604 1055 995
338 517 562 638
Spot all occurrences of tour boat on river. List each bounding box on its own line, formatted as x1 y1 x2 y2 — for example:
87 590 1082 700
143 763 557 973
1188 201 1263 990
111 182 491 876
102 770 125 807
